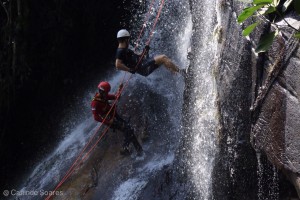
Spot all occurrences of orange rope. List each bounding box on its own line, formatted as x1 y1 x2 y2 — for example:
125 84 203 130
134 0 156 51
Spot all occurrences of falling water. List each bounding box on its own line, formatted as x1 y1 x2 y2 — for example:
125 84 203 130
256 151 280 200
257 152 264 200
181 0 219 199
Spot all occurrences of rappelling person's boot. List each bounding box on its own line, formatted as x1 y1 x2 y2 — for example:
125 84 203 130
178 68 188 78
179 51 192 78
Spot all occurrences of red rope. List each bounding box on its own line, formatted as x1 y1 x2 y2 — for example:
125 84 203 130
134 0 156 51
134 0 165 70
45 92 123 200
45 1 165 199
146 0 164 45
120 0 156 95
50 121 112 194
45 74 134 200
120 0 164 109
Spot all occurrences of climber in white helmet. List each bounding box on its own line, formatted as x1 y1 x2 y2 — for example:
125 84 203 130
115 29 186 77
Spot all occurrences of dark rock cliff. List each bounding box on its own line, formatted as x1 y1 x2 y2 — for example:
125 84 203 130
251 17 300 198
209 1 300 198
212 1 258 199
138 0 300 199
208 0 300 199
0 0 141 192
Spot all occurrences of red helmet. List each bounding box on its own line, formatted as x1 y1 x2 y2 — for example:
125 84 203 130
98 81 111 93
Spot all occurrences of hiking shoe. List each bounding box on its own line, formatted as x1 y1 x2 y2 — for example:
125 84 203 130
178 68 188 78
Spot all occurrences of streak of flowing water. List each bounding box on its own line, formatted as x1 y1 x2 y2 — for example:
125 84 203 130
256 151 280 200
183 0 219 199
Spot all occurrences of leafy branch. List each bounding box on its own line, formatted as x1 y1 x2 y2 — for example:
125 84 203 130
238 0 300 53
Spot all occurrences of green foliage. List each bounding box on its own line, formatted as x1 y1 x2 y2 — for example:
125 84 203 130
253 0 272 5
238 5 264 23
272 0 280 6
255 31 278 52
264 6 276 14
243 22 259 36
238 0 300 53
282 0 294 12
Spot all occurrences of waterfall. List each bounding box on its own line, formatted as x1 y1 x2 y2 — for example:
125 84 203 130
256 152 280 200
180 0 219 199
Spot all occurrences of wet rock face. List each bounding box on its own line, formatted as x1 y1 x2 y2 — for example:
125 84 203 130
212 1 259 199
253 62 300 175
279 53 300 174
252 45 300 195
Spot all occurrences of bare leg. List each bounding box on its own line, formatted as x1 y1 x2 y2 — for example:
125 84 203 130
154 55 179 73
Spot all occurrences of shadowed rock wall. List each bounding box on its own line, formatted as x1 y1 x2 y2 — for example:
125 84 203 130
212 1 258 199
251 27 300 197
0 0 141 192
141 1 300 199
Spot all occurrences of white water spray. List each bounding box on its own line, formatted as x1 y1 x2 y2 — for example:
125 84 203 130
183 0 219 199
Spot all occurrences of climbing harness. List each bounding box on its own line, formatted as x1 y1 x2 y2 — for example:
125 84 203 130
45 1 165 199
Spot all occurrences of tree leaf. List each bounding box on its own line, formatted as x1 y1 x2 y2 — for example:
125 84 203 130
294 32 300 39
272 0 280 7
255 31 278 53
253 0 273 5
236 0 252 3
238 5 264 23
258 6 276 15
282 0 293 12
294 0 300 15
264 6 276 14
242 22 259 36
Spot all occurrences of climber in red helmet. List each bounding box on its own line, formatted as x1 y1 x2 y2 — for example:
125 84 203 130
91 81 143 156
115 29 187 77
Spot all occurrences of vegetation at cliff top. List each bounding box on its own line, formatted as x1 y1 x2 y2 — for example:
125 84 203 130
238 0 300 53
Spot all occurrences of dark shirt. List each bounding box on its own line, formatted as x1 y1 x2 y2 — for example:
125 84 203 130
116 48 140 68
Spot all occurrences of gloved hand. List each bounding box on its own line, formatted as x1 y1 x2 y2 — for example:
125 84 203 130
129 68 136 74
144 45 150 51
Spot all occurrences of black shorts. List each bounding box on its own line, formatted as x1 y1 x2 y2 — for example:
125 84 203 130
136 58 159 77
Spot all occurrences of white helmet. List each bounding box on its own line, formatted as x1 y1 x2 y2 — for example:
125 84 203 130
117 29 130 38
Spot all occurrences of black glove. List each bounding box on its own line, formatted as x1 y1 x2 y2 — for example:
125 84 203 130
144 45 150 51
129 68 136 74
